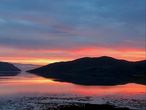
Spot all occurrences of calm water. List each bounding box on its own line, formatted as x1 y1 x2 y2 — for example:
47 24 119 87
0 69 146 110
0 71 145 97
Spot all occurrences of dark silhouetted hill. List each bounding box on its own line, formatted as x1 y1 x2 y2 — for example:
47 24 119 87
28 56 146 85
0 62 21 76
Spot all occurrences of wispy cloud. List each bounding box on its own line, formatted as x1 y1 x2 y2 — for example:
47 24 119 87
0 0 145 64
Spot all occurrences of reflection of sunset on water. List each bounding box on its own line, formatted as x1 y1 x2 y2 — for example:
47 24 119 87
74 83 146 96
0 74 145 96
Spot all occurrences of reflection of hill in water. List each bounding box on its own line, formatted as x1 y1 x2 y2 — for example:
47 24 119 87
0 71 20 76
28 56 146 86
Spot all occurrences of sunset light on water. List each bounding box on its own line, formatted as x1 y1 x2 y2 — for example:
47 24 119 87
0 74 145 96
0 0 145 110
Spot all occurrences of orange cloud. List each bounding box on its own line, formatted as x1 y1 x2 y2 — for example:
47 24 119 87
0 46 145 65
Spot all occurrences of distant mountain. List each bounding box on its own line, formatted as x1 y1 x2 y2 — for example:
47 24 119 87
28 56 146 85
14 63 40 72
0 62 21 76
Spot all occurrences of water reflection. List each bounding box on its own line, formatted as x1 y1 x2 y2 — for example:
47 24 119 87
0 72 145 97
0 71 20 76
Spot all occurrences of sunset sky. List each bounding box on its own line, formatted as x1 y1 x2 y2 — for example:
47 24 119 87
0 0 145 65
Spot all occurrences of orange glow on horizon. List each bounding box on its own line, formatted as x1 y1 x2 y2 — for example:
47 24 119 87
0 47 145 65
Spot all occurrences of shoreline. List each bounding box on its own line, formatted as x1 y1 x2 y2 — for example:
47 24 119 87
0 96 145 110
54 103 131 110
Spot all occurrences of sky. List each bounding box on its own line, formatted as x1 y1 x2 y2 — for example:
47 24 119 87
0 0 145 65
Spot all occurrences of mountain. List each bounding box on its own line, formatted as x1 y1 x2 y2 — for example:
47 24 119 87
0 62 21 76
28 56 146 85
14 63 40 72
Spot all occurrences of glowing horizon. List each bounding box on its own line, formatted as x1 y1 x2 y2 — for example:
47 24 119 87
0 0 145 65
0 47 145 65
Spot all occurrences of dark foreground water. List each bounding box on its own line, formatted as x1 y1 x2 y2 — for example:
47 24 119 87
0 66 145 110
